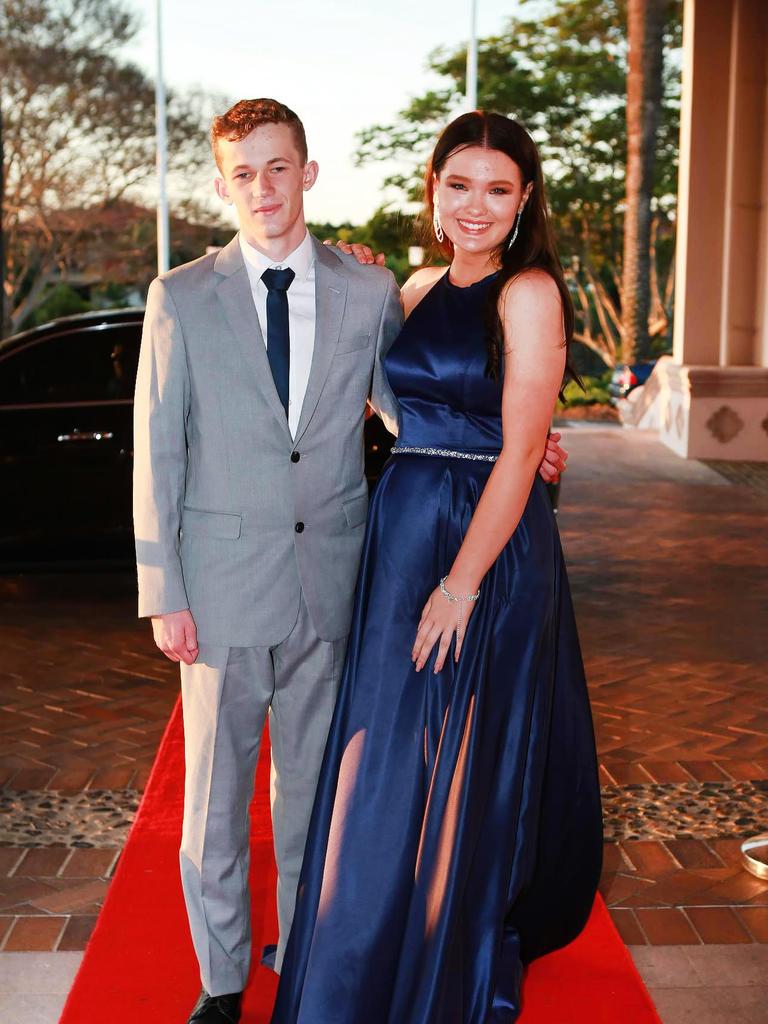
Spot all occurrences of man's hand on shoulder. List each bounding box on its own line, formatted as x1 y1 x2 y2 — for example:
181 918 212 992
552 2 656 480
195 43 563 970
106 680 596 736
323 239 385 266
151 609 199 665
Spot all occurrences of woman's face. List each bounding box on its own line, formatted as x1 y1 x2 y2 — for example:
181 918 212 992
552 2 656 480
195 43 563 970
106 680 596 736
435 145 531 256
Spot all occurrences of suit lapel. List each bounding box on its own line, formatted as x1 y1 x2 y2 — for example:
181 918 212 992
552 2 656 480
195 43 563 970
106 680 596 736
214 236 293 442
294 239 347 444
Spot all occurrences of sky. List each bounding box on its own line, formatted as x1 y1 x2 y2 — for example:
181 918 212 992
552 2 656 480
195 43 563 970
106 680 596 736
126 0 521 225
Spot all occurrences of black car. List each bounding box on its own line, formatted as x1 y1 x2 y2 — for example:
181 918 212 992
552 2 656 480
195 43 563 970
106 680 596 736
0 309 396 564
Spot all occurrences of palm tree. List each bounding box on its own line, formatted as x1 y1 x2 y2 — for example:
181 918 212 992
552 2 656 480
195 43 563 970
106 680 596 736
622 0 667 365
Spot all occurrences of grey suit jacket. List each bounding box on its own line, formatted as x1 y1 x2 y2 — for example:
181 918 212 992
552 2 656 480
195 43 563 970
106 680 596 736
133 234 403 646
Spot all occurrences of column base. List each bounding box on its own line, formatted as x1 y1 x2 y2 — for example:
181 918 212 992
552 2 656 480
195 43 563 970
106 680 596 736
655 362 768 461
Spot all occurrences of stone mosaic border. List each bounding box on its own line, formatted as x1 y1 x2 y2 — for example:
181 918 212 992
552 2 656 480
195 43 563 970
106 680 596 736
2 780 767 847
602 780 768 842
0 790 140 847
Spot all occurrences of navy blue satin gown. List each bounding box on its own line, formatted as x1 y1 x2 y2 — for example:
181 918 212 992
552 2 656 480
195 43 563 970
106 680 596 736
271 270 603 1023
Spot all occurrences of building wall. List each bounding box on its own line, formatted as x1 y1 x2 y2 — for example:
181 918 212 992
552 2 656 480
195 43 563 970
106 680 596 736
758 29 768 370
659 0 768 461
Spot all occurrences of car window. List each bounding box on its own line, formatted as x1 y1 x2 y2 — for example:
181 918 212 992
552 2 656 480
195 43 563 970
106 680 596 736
0 324 141 405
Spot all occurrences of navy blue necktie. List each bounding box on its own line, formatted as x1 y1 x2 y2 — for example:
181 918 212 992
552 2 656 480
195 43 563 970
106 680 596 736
262 267 295 418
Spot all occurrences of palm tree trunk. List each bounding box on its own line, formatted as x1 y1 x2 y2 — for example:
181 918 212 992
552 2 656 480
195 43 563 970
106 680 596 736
622 0 666 364
0 111 7 339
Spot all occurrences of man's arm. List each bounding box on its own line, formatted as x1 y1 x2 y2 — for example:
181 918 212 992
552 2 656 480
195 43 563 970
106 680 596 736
133 277 191 621
540 431 568 482
369 274 404 437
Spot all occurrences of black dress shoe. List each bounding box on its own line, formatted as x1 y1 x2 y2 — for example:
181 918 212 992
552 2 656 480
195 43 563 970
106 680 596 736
187 988 242 1024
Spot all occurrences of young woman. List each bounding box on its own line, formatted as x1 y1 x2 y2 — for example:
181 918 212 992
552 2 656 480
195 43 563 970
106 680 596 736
271 111 603 1024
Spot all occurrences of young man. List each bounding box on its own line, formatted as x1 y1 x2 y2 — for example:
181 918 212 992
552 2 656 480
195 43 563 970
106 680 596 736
133 98 567 1024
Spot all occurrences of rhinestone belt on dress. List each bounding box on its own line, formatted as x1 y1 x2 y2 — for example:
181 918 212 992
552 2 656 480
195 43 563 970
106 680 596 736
391 445 499 463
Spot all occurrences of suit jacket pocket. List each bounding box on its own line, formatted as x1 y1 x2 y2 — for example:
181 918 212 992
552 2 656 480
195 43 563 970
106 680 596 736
342 494 369 529
181 507 242 540
335 332 372 355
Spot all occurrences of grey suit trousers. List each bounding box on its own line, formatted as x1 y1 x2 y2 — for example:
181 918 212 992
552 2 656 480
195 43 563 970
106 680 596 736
179 591 346 994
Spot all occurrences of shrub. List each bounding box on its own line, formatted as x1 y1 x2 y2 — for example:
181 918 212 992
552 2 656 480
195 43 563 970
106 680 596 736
558 372 612 408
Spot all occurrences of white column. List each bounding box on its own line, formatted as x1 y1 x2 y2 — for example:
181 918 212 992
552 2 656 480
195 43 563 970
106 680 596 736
719 0 766 367
655 0 768 461
672 0 732 367
747 0 768 369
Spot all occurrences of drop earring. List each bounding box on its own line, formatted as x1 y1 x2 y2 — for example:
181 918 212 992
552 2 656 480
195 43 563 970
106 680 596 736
507 207 523 251
433 193 445 244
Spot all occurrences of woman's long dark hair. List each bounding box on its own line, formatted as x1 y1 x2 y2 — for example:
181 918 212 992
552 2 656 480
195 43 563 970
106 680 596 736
425 111 579 388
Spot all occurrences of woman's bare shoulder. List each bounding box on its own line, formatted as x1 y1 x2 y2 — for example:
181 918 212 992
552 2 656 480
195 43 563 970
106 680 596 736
501 269 565 353
501 267 561 309
401 266 448 317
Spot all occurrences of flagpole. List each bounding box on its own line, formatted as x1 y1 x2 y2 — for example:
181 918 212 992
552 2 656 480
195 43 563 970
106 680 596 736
466 0 478 111
155 0 170 275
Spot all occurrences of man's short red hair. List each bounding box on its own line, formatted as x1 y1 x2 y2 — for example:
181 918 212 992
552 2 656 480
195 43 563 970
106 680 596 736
211 98 308 170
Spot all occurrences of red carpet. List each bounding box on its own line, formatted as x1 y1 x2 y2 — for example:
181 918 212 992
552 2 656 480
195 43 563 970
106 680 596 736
61 699 660 1023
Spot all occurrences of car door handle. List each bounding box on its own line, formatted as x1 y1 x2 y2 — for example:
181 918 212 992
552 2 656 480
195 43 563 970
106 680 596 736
56 431 115 443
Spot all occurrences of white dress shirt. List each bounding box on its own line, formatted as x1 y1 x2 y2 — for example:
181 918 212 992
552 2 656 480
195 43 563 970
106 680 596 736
239 230 316 438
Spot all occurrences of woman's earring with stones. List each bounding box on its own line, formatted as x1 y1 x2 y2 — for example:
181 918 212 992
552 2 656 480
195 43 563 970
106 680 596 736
433 193 445 244
507 207 523 251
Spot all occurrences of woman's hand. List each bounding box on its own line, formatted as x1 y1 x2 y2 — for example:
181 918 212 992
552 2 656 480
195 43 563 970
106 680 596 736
412 580 478 673
323 239 386 266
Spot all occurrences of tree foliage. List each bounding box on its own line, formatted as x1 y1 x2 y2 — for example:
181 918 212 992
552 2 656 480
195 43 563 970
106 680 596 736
1 0 216 335
355 0 682 367
309 208 422 286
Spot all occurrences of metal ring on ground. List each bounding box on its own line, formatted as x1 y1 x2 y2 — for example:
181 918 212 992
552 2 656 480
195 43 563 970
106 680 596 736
741 834 768 880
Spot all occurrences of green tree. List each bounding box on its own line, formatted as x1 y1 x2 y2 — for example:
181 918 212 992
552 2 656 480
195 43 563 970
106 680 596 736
344 208 418 284
1 0 214 336
309 208 419 285
355 0 681 367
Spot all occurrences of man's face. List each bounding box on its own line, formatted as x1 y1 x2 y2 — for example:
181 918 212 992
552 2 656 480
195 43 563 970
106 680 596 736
215 122 318 252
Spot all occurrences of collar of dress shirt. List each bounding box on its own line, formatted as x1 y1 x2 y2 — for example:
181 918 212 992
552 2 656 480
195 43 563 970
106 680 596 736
238 229 314 285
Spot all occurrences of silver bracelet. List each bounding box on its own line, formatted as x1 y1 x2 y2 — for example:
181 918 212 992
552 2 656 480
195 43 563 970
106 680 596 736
439 576 480 603
439 576 480 646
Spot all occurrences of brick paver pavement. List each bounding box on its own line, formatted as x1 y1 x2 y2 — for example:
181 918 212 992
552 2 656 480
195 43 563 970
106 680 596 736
557 427 768 946
1 425 766 951
0 571 176 792
0 572 175 950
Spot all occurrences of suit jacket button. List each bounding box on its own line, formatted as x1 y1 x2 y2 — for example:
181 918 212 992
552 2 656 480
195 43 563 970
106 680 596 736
291 451 301 463
295 522 305 533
